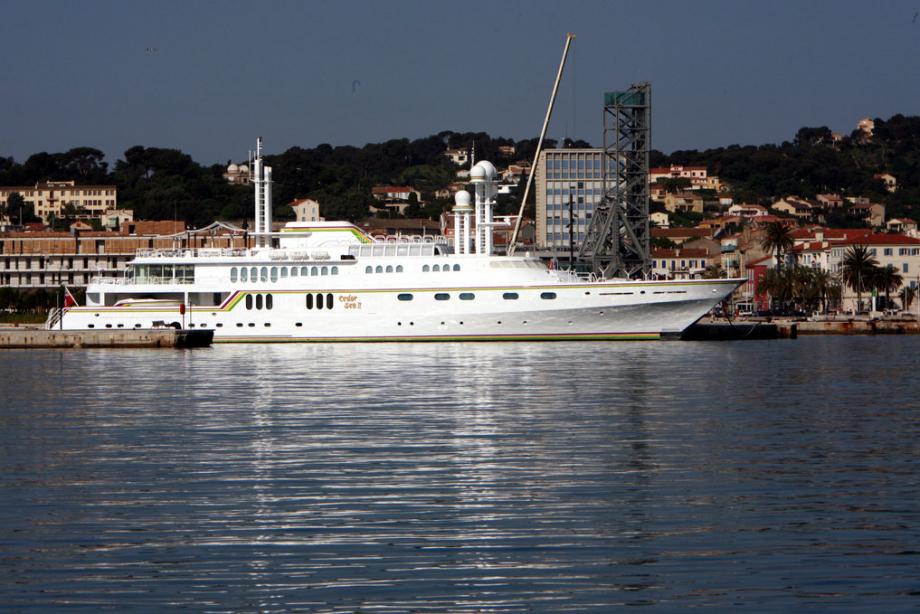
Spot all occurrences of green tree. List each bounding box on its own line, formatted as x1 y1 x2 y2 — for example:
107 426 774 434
759 222 795 270
900 285 916 311
840 245 879 311
873 264 903 310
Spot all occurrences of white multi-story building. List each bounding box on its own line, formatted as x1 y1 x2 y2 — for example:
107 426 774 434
535 149 612 248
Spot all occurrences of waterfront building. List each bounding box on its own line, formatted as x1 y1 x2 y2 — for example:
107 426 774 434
0 222 246 290
290 198 321 223
650 247 718 279
0 181 123 225
535 148 609 248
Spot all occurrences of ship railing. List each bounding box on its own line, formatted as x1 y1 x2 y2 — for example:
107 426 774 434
135 248 249 258
89 276 194 286
554 269 600 283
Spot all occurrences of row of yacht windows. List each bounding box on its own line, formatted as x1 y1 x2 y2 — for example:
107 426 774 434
231 265 340 283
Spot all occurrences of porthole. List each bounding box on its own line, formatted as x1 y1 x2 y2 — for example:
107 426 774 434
117 324 124 328
245 295 253 310
248 323 255 327
230 267 238 282
331 266 339 275
503 292 519 300
264 323 271 327
88 324 94 328
189 323 195 328
266 294 273 310
306 294 314 309
375 265 383 273
326 293 333 309
434 293 450 301
295 322 302 327
398 293 413 301
105 324 112 328
459 293 475 300
256 294 263 310
236 323 243 327
216 323 223 327
540 292 557 300
433 264 440 272
134 323 141 328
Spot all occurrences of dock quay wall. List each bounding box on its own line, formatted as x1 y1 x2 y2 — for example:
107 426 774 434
0 328 213 349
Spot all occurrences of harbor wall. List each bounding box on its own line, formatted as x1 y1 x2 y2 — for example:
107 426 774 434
0 328 213 348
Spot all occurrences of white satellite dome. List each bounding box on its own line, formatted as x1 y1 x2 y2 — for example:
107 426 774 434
470 164 487 182
238 164 249 174
227 163 239 173
453 190 472 210
476 160 497 181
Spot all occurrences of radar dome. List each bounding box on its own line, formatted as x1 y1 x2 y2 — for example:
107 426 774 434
470 164 487 182
227 163 239 173
476 160 497 180
453 190 472 209
238 164 249 174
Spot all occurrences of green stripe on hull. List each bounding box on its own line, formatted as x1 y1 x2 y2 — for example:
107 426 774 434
214 332 662 343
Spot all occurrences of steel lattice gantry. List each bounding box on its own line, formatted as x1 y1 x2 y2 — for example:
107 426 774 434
579 83 651 279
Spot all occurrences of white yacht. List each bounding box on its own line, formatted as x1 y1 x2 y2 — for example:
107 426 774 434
56 142 741 342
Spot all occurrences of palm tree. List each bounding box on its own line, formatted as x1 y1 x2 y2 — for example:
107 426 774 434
840 245 879 312
760 267 792 309
874 265 904 310
811 269 834 314
760 222 795 270
900 286 916 311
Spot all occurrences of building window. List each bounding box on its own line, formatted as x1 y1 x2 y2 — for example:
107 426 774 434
904 263 909 273
884 248 893 256
503 292 519 300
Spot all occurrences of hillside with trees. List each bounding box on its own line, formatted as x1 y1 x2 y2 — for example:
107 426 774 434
1 115 918 226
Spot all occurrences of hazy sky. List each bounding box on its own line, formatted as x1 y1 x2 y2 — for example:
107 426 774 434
2 0 919 165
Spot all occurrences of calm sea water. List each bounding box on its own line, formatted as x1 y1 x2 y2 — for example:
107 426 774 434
1 338 919 611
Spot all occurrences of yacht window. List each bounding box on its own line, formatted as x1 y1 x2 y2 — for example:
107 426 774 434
375 265 383 273
423 264 430 272
290 267 298 277
331 266 339 275
396 265 403 273
311 266 318 276
540 292 557 300
385 265 393 273
266 294 273 310
433 264 440 272
434 293 450 301
241 267 248 282
453 264 460 271
316 293 324 310
250 267 257 281
326 293 333 309
301 267 309 276
260 267 268 282
398 293 413 301
503 292 519 300
321 266 328 276
366 266 373 274
230 267 238 282
245 295 253 310
306 293 314 310
256 294 263 310
270 267 278 282
459 293 475 300
281 267 288 279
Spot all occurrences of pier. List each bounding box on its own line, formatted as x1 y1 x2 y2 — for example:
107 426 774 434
0 327 213 349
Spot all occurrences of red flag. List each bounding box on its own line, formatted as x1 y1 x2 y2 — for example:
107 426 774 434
63 287 77 309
